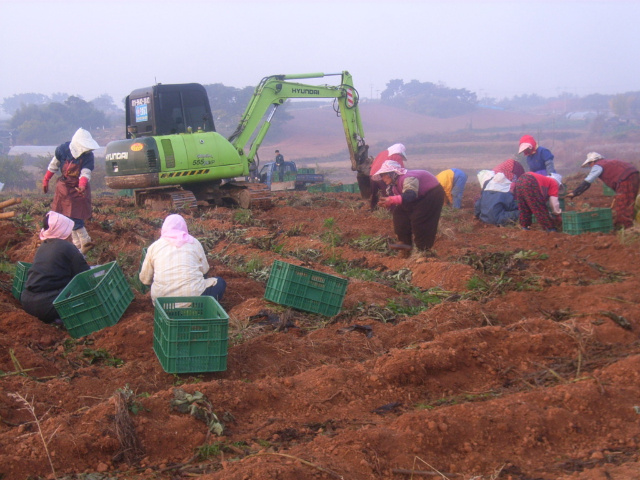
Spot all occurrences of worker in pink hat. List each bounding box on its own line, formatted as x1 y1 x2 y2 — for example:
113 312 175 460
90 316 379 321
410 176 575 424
369 143 407 210
20 211 90 325
518 135 556 176
372 160 445 256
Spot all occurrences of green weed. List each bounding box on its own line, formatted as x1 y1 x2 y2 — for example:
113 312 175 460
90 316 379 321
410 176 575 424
320 217 342 247
82 348 124 367
284 224 304 236
197 442 222 460
349 234 390 252
232 209 253 226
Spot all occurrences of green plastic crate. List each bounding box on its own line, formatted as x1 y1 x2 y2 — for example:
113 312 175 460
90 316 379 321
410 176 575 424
53 262 134 338
264 260 348 316
12 261 32 300
153 296 229 374
603 184 616 196
562 208 613 235
307 184 326 193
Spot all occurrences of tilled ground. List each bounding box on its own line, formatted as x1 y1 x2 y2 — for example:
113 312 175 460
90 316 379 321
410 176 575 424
1 180 640 480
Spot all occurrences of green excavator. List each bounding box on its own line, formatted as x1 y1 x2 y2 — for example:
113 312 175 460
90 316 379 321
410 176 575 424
104 71 371 209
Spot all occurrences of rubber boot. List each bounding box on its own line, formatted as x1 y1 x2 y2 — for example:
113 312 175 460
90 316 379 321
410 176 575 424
71 230 82 250
76 227 95 254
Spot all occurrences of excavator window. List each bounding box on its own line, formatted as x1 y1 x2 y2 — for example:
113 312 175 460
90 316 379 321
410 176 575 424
155 89 214 135
157 91 185 135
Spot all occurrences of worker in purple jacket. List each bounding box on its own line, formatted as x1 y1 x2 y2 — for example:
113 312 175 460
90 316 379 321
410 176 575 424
372 160 445 256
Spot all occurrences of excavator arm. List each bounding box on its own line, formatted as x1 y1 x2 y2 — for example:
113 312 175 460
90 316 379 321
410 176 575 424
227 71 371 196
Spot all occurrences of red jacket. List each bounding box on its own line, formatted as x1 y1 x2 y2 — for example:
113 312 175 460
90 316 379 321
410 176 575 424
528 172 559 198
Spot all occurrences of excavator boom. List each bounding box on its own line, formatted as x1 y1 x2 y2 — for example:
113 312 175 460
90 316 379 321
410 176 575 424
228 71 370 178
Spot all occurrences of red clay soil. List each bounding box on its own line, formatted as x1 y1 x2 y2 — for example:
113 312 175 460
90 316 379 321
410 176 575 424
1 180 640 480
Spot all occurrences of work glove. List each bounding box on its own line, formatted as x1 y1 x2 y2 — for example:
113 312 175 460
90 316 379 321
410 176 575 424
568 180 591 198
76 176 88 195
379 195 402 208
42 170 54 193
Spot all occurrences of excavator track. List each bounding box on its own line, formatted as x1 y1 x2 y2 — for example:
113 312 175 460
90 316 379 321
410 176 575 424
134 186 197 211
245 183 273 209
219 182 273 209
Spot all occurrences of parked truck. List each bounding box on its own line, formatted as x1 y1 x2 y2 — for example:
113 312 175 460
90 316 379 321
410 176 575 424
257 161 324 191
103 71 371 209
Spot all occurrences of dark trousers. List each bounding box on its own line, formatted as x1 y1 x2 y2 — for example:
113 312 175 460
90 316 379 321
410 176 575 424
202 277 227 301
393 184 445 250
21 288 62 323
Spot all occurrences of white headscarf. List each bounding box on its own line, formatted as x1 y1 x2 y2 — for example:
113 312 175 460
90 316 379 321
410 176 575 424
387 143 406 158
371 160 407 181
484 172 512 193
69 128 100 159
39 211 74 241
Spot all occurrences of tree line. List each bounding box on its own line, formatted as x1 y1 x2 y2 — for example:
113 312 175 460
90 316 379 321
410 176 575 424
2 80 639 191
3 81 640 146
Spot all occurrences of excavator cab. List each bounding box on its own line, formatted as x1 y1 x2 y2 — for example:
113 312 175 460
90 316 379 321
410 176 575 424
125 83 216 138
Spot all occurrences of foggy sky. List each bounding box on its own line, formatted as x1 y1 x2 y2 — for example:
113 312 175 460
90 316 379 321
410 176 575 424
1 0 639 106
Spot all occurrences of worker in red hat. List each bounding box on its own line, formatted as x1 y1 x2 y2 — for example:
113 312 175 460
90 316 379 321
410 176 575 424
518 135 556 176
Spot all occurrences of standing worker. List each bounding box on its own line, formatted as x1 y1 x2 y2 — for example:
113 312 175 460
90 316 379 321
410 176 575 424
513 172 563 232
518 135 557 175
566 152 639 229
275 149 285 182
21 211 90 325
369 143 407 210
373 160 445 256
42 128 99 254
436 168 468 209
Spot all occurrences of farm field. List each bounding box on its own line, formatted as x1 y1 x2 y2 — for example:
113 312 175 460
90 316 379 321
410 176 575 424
2 174 640 479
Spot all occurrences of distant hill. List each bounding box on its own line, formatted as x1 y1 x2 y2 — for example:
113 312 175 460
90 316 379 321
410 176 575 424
264 103 544 160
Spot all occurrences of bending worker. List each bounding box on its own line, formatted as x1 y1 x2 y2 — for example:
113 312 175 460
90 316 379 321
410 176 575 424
373 160 444 256
566 152 639 229
43 128 100 254
514 172 563 232
436 168 468 209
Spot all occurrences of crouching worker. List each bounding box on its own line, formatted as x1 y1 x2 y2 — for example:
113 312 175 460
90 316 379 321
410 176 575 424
139 214 226 303
21 211 90 324
373 160 445 256
474 170 519 226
